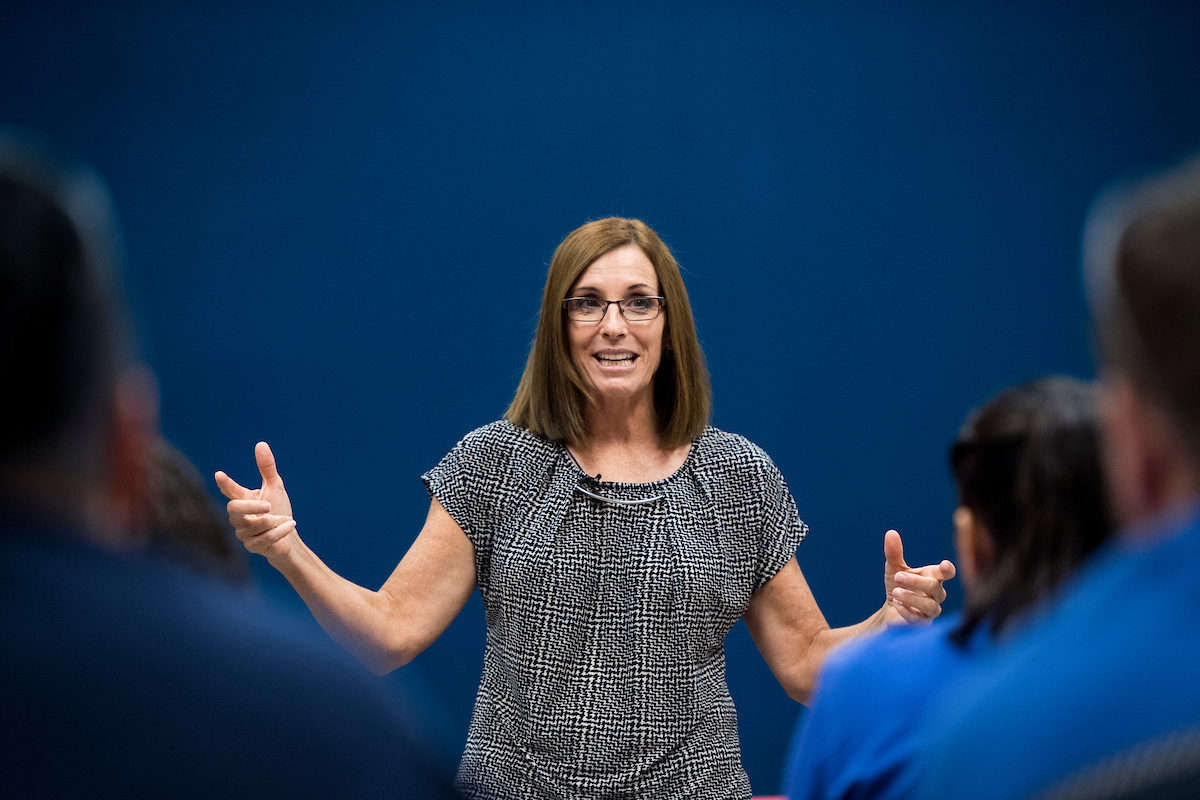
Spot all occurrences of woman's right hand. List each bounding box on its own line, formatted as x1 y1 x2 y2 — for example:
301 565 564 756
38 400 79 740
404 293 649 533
215 441 298 561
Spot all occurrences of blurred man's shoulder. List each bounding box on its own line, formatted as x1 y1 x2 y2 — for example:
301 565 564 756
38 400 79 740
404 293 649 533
0 519 456 799
914 508 1200 800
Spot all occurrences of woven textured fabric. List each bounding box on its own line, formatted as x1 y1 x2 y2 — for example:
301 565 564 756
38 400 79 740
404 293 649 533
423 420 808 800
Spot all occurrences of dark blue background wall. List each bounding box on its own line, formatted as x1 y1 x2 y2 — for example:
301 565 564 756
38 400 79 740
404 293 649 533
5 1 1200 792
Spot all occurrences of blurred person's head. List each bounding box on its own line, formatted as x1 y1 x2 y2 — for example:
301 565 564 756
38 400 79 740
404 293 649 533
149 438 251 584
949 377 1114 645
1084 153 1200 530
505 217 711 448
0 128 157 547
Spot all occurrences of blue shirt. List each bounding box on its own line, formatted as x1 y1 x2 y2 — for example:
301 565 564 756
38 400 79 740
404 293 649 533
914 502 1200 800
0 516 457 799
784 613 983 800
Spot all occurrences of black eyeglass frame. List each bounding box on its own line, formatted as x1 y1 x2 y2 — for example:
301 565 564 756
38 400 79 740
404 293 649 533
561 296 666 322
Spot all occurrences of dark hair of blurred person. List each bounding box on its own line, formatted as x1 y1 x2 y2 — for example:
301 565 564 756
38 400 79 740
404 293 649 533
784 376 1112 800
914 152 1200 800
0 130 147 543
947 376 1113 645
1085 153 1200 520
0 127 456 799
149 437 251 584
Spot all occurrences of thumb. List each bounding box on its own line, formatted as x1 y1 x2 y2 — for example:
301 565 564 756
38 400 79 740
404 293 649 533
884 529 908 573
255 441 284 488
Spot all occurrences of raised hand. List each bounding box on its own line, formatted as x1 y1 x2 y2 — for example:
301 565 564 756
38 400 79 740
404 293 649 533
882 529 956 625
215 441 298 560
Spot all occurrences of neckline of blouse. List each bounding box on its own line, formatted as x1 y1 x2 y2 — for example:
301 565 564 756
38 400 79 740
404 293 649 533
559 428 708 490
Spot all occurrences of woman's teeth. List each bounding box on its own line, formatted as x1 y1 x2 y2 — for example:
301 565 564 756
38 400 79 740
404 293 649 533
596 354 635 366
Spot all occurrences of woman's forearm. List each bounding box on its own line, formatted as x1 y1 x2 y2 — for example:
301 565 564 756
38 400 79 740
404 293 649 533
746 557 895 705
815 603 890 660
268 534 411 674
779 604 891 704
266 501 478 675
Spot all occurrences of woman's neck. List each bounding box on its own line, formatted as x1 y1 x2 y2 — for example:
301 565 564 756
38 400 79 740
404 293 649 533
571 397 690 483
582 392 659 445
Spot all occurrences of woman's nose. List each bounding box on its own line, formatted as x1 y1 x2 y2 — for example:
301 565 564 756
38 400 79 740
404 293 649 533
599 303 627 335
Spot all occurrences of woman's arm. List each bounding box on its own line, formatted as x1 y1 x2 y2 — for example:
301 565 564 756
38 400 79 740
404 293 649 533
743 532 955 704
743 556 880 705
216 442 476 675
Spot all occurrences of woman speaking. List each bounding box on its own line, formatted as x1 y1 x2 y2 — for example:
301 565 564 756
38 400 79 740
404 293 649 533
216 217 954 799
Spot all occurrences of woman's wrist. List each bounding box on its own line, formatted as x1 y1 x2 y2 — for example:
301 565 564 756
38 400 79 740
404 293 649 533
267 532 306 576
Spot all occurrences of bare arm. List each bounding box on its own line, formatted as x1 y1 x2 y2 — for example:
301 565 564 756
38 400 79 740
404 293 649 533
743 556 884 705
270 498 475 674
744 531 956 705
216 442 476 675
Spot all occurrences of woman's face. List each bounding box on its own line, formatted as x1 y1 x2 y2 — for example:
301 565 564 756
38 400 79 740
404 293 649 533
566 244 666 406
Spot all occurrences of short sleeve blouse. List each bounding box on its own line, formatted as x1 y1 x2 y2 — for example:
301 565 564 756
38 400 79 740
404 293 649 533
423 420 808 800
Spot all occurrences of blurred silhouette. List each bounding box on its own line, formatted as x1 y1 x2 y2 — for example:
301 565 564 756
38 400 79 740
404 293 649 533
783 376 1112 800
915 152 1200 799
0 128 456 799
149 436 251 584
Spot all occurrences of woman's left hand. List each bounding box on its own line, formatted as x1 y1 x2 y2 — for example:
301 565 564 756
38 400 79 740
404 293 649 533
882 529 956 625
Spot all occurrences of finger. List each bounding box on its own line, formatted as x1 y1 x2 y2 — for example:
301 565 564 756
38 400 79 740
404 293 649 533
233 513 295 542
255 441 285 489
889 596 930 625
908 560 957 582
883 529 908 573
214 471 253 501
243 518 297 551
893 569 948 603
257 516 296 541
253 513 294 530
228 510 293 535
892 586 942 618
230 510 293 531
226 498 272 517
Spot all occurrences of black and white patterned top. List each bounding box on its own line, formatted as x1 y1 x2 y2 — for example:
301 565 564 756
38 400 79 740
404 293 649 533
423 420 808 800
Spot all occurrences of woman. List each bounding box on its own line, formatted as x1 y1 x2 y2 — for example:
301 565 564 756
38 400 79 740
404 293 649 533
216 217 954 799
783 376 1113 800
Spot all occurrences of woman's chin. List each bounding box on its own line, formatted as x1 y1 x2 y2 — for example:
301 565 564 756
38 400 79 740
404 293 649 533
590 377 653 403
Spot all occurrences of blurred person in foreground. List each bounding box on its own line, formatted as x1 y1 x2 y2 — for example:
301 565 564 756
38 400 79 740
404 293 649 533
914 152 1200 799
783 376 1113 800
149 436 252 585
0 128 455 799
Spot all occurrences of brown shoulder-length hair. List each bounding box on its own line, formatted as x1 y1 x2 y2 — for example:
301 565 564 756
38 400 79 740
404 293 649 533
505 217 711 448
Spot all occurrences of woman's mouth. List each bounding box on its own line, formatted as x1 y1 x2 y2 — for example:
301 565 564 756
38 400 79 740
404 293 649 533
595 353 636 367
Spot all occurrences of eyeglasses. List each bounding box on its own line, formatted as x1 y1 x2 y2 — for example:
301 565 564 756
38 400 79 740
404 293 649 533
562 296 666 322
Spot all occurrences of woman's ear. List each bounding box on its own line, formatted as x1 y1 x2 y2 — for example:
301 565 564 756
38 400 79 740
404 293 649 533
953 505 994 593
